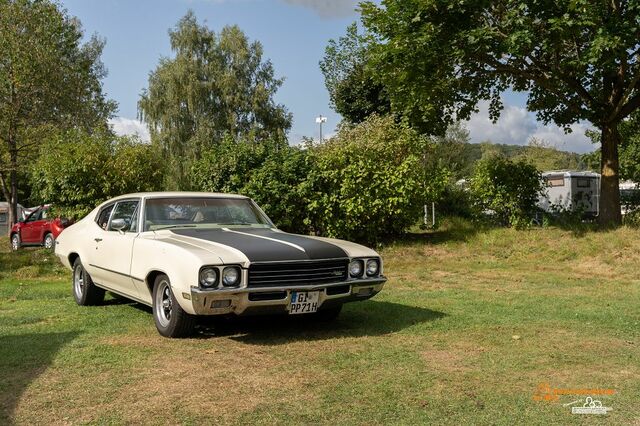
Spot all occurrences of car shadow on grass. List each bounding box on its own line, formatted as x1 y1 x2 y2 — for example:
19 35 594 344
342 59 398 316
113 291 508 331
196 300 446 345
0 331 79 425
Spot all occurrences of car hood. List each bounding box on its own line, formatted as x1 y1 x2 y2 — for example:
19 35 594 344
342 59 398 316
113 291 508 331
166 227 358 263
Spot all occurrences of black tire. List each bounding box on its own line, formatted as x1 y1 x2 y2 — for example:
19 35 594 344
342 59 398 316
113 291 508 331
152 274 195 338
72 258 105 306
10 233 20 251
43 233 55 250
313 304 343 322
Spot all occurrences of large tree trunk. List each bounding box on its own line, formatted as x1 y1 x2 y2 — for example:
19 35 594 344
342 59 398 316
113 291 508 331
598 123 622 226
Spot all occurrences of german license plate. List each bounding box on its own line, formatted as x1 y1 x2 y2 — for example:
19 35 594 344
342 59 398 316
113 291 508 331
289 291 319 314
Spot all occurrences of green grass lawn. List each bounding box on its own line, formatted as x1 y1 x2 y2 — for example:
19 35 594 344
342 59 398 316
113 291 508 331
1 222 639 425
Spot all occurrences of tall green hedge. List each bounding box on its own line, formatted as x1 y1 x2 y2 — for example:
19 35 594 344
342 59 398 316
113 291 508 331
303 115 449 243
30 129 163 218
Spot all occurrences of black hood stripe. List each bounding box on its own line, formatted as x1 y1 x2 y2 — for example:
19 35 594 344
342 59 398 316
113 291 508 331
170 228 347 262
221 228 307 253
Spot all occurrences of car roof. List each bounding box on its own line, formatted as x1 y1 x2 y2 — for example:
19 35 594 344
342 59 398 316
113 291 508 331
541 170 599 178
109 192 249 201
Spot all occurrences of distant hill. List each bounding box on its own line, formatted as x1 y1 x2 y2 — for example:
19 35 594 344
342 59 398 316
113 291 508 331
455 142 587 178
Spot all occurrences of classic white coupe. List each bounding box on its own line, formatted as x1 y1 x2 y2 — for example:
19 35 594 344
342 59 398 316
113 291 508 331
54 192 387 337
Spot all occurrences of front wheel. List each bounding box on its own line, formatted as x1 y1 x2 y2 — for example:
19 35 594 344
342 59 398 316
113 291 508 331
43 233 55 250
72 258 105 306
10 234 20 251
152 274 195 338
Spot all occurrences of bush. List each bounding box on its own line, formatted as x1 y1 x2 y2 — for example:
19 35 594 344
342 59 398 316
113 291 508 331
437 183 476 219
303 115 449 244
30 130 164 219
469 156 544 228
190 137 311 233
189 136 274 194
242 147 311 233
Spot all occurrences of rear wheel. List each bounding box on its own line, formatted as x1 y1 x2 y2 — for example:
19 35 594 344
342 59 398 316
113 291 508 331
43 233 55 250
152 274 195 338
10 234 20 251
72 258 105 306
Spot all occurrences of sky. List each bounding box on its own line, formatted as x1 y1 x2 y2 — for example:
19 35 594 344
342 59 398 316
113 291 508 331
60 0 596 153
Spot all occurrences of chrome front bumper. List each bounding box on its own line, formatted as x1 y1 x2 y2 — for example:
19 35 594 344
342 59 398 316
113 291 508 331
189 277 386 315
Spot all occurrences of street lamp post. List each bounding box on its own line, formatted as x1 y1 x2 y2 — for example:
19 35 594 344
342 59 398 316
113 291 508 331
315 115 327 143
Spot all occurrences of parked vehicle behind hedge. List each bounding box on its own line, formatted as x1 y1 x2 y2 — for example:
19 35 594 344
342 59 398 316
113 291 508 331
10 205 72 251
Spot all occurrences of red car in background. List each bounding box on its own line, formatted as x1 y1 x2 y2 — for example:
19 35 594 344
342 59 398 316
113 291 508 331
10 205 71 251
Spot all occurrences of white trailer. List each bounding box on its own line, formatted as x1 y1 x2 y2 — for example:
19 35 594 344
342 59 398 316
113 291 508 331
0 202 25 235
538 171 600 218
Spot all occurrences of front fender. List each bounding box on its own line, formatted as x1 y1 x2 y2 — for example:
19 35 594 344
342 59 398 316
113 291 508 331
132 235 226 315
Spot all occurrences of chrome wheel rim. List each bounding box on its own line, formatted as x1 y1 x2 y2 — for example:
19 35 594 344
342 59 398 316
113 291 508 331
11 236 18 251
44 235 54 249
73 265 84 298
155 280 172 328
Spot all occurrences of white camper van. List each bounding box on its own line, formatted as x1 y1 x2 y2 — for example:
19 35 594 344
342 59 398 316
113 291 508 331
538 171 600 218
0 202 25 235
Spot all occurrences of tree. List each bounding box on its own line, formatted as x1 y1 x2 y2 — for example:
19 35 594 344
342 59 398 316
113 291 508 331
30 130 163 219
361 0 640 225
0 0 115 230
139 11 292 190
429 122 472 179
583 111 640 184
303 115 449 243
320 23 391 123
469 156 544 228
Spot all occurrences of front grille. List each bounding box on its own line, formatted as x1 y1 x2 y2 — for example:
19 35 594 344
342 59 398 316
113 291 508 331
248 259 349 288
326 284 350 296
248 291 287 301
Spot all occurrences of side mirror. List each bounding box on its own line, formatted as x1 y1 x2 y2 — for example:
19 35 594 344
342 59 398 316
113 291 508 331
110 218 129 233
59 218 71 227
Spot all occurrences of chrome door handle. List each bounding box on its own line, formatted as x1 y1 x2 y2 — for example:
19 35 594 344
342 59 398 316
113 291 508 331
94 238 103 242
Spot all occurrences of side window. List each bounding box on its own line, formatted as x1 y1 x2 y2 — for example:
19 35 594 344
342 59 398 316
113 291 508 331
576 178 590 188
0 212 6 224
108 200 140 232
96 204 115 230
26 210 41 222
546 177 565 187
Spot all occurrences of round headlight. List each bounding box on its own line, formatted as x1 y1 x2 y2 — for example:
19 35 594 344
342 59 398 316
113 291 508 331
199 268 218 288
222 267 241 287
366 259 380 276
349 260 364 278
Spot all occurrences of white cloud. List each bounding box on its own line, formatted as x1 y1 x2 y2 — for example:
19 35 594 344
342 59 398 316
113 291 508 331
464 100 596 153
108 117 150 143
530 122 595 153
280 0 359 18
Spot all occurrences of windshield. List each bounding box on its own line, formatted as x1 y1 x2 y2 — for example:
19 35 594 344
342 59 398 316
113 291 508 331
143 197 273 231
